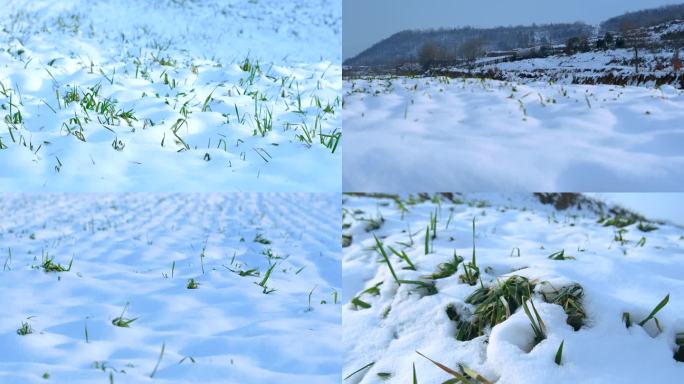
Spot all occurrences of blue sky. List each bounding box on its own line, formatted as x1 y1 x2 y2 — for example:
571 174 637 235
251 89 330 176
344 0 684 59
587 193 684 226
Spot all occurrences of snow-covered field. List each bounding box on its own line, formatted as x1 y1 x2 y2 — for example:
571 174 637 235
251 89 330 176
343 76 684 191
0 193 341 383
343 193 684 383
0 0 341 191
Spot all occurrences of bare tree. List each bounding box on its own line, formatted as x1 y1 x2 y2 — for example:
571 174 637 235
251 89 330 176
674 49 682 74
619 21 648 73
419 41 441 71
457 38 485 64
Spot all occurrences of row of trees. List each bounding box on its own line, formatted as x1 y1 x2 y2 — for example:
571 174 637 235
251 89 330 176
600 3 684 33
565 32 629 54
417 39 486 69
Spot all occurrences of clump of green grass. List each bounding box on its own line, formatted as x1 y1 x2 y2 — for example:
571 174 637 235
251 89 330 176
364 214 385 232
601 215 637 228
614 228 628 244
111 302 138 328
674 332 684 362
453 277 583 343
186 278 199 289
423 252 462 279
547 249 575 261
40 251 72 272
254 233 271 244
17 321 33 335
637 222 658 232
342 234 352 248
540 283 585 331
455 276 535 341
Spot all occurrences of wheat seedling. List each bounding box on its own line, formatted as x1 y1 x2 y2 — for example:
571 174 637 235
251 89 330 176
111 302 138 328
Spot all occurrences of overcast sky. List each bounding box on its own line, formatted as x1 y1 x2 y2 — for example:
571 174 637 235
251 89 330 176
344 0 684 59
587 193 684 226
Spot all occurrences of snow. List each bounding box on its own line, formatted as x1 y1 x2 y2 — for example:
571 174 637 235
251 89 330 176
0 193 341 383
0 0 341 192
343 76 684 191
342 193 684 383
474 49 683 83
587 193 684 226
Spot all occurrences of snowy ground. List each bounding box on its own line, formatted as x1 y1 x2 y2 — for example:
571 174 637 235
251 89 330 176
0 0 341 191
343 193 684 383
343 76 684 191
0 193 341 383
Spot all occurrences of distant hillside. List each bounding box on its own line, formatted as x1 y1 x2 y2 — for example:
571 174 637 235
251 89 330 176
344 23 594 67
600 3 684 32
346 2 684 68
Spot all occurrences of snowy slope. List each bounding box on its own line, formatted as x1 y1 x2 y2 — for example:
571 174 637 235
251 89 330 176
343 76 684 191
0 193 341 383
343 193 684 383
0 0 341 191
471 49 684 87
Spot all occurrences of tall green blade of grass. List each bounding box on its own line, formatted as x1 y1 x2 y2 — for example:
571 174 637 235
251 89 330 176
415 351 493 384
415 351 467 381
343 361 375 380
472 217 476 266
413 363 418 384
374 234 400 286
638 294 670 327
424 226 429 255
522 299 546 344
84 319 89 343
259 263 277 288
149 342 165 378
555 340 564 365
387 245 416 270
307 285 317 312
351 297 371 309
